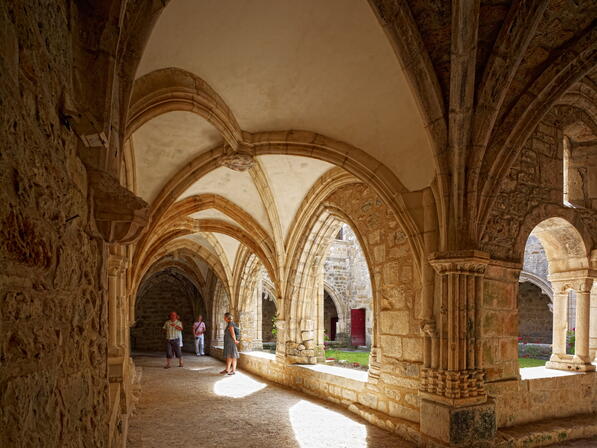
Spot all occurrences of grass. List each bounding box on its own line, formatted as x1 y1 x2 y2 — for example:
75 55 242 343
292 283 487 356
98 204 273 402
518 357 547 368
325 349 369 366
325 351 545 369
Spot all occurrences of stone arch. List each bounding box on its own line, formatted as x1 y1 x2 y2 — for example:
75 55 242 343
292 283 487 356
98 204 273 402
132 267 202 352
518 216 594 371
525 217 589 275
282 181 421 375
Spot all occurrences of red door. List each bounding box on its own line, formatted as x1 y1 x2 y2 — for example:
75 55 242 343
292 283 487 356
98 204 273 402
351 308 366 346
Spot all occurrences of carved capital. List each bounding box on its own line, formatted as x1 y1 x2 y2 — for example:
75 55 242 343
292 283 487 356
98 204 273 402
217 143 255 171
87 167 149 244
420 367 487 407
428 250 490 276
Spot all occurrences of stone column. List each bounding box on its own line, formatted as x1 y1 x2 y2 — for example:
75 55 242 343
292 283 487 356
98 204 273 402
549 290 569 359
420 251 496 446
547 276 595 372
574 278 594 367
590 283 597 361
107 253 126 357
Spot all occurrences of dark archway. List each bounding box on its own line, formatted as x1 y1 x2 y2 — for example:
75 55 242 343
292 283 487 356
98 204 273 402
131 269 205 352
323 291 339 342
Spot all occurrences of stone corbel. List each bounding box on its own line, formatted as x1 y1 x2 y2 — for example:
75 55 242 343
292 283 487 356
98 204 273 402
217 142 256 171
87 167 149 244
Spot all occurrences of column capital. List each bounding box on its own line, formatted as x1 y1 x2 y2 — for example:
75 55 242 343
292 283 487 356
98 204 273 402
108 254 127 276
428 250 490 275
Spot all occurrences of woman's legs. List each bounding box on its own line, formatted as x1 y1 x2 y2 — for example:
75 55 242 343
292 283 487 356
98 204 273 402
231 357 238 373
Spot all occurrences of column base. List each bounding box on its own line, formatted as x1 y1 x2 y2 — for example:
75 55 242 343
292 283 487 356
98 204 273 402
420 398 496 446
546 354 596 372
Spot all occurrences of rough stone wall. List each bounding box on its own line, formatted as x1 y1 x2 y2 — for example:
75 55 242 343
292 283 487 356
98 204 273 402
131 271 199 352
481 109 597 261
518 282 552 344
481 115 564 260
0 2 111 446
324 225 374 346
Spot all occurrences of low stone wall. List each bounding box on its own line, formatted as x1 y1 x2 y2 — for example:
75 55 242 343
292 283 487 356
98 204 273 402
487 370 597 428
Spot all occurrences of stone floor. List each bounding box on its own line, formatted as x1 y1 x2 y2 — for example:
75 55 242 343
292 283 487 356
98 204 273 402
127 353 415 448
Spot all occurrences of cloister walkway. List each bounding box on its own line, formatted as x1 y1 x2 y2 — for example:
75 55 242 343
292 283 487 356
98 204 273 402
127 353 414 448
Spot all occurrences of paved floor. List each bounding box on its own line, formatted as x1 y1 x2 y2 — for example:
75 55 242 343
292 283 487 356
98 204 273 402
127 354 415 448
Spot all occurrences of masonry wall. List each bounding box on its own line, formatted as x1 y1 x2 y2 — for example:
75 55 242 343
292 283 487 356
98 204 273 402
0 2 109 446
131 271 200 352
518 282 553 344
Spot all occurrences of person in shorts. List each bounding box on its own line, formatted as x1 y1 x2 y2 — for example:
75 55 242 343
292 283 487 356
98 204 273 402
163 311 184 368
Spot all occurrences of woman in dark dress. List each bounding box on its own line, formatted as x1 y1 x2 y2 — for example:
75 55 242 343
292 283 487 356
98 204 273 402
220 312 240 375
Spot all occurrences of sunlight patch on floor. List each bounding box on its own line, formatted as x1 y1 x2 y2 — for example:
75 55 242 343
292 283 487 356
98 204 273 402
186 366 212 371
213 372 266 398
289 400 367 448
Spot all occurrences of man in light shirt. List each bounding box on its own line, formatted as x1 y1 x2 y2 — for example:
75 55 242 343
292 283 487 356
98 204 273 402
193 315 206 356
163 311 184 368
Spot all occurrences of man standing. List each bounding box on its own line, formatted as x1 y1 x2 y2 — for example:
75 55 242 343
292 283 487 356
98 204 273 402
193 315 206 356
163 311 184 368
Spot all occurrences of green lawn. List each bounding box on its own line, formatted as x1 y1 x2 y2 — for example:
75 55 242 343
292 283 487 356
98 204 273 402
518 358 547 368
325 351 545 369
325 349 369 366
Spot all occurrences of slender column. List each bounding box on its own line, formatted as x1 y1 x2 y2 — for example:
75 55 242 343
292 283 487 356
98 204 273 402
547 276 595 372
590 284 597 361
551 291 568 357
574 278 593 363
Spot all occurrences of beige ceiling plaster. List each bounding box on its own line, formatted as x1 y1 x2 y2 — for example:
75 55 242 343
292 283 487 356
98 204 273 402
213 233 241 268
132 111 222 202
189 209 238 227
257 155 334 240
178 234 217 256
137 0 435 190
179 167 272 234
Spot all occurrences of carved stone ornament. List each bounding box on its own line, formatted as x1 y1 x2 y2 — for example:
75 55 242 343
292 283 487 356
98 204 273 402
217 144 255 171
86 167 149 244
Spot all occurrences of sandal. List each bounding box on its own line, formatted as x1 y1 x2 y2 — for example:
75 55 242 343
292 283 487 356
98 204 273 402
164 365 170 369
227 371 236 375
219 369 229 374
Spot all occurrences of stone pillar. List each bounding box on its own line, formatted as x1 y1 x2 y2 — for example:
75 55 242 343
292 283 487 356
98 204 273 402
574 278 593 364
550 290 569 358
420 251 496 446
107 253 126 357
547 276 595 372
590 283 597 361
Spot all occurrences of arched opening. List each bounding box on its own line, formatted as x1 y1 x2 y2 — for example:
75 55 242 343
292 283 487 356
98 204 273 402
261 291 277 346
323 290 339 342
131 268 206 353
517 217 593 372
321 223 373 369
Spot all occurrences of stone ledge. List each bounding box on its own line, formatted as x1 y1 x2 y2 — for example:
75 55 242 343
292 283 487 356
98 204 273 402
494 413 597 447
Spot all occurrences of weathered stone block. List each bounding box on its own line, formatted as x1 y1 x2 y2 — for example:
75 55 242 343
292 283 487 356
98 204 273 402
420 398 496 445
